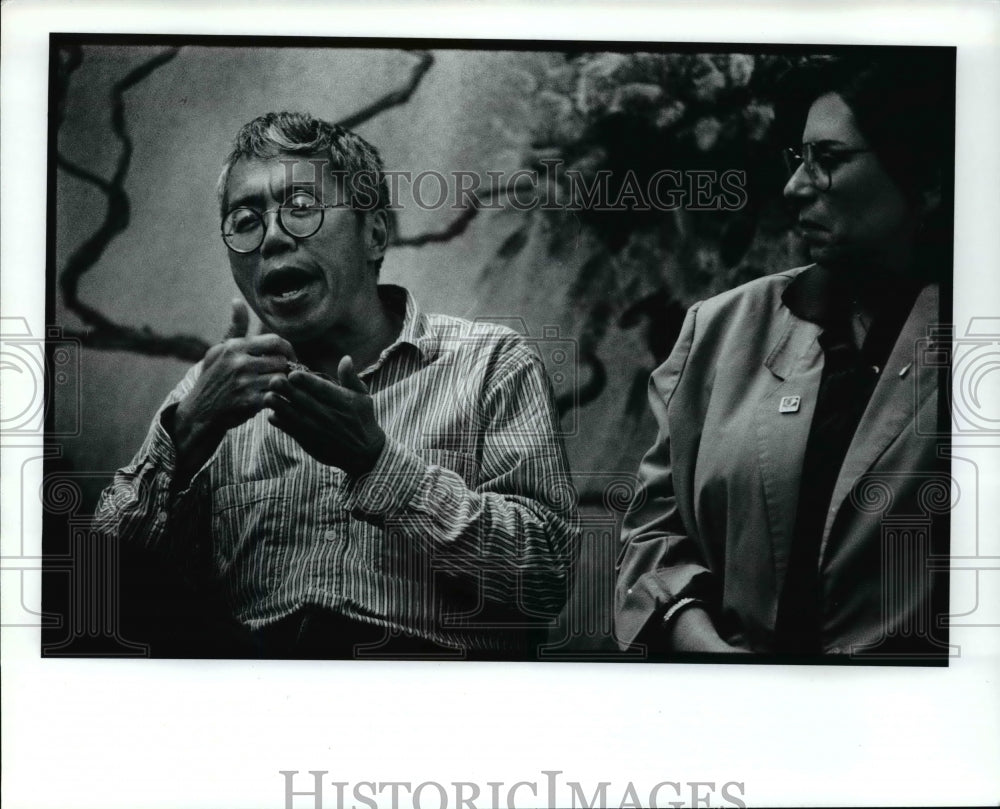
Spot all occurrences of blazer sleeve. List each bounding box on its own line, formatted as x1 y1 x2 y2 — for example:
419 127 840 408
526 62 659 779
614 301 717 649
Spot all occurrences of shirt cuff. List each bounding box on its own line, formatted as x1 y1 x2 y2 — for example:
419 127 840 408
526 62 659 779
148 404 181 473
155 403 216 494
342 436 426 522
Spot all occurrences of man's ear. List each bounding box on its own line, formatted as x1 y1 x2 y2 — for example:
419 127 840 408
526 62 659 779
365 209 389 263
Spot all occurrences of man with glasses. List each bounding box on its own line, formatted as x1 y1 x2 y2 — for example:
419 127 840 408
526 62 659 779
94 111 578 660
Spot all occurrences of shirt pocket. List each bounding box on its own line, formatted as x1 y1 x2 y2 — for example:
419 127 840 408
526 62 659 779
211 479 291 600
350 448 481 576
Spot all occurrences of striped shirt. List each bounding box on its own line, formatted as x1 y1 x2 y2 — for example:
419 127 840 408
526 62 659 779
94 285 579 656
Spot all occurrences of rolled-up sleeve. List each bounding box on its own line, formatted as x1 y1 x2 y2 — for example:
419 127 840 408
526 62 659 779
92 363 212 567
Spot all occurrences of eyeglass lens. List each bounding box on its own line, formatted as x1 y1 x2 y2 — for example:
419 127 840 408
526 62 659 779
783 145 829 190
222 205 325 253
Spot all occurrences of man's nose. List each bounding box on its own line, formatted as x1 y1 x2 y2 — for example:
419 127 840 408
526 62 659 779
259 209 296 258
783 162 815 201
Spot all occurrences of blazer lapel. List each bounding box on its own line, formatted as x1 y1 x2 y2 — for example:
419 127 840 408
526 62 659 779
756 310 825 597
821 284 940 548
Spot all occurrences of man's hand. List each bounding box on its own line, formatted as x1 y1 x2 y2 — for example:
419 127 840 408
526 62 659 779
667 606 751 653
263 355 387 477
171 300 296 479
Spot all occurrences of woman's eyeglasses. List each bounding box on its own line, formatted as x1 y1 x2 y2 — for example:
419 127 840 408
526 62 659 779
783 143 872 191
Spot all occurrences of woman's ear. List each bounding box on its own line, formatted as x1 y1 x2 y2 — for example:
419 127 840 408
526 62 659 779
921 186 942 217
920 168 943 217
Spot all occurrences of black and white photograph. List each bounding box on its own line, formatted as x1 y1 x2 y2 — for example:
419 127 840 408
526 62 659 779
42 37 957 664
3 2 999 808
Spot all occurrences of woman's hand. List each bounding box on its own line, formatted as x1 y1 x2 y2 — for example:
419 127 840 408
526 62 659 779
667 606 751 653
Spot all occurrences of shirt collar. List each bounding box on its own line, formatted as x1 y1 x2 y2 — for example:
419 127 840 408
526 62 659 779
781 264 852 327
782 264 925 331
373 284 435 365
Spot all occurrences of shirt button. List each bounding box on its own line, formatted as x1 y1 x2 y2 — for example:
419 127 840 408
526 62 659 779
155 511 168 524
323 530 337 541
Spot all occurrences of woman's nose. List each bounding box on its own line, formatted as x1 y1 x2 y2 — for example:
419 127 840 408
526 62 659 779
783 162 815 200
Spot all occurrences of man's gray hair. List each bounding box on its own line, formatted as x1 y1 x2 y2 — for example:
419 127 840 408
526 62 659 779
217 111 391 270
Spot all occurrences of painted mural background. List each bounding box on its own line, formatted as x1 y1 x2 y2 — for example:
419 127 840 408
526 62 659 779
51 42 826 649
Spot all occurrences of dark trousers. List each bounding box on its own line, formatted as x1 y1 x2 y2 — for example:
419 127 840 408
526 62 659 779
251 606 464 659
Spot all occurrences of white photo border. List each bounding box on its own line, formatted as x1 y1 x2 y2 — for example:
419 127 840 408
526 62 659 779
2 2 998 808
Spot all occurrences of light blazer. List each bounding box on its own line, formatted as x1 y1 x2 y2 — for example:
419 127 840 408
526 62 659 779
615 267 949 655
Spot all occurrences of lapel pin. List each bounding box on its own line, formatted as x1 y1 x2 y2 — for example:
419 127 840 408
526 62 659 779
899 362 913 378
779 395 801 414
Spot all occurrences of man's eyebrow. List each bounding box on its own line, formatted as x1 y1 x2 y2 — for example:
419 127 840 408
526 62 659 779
226 181 320 211
225 187 267 211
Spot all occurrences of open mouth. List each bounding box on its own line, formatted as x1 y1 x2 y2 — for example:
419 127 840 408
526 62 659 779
260 267 316 301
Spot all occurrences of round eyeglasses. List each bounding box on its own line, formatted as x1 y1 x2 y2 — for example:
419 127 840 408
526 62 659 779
221 193 348 254
783 143 871 192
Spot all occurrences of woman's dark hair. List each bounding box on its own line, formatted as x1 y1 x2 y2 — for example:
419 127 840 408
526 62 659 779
776 50 956 279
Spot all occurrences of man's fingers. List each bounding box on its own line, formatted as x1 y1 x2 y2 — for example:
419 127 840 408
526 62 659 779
245 371 290 396
286 369 348 407
263 389 294 418
265 378 315 413
337 356 369 394
243 333 298 362
266 409 309 444
279 374 347 423
224 298 250 340
244 355 292 376
263 389 320 432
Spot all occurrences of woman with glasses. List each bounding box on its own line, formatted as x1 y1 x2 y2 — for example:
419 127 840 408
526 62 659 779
614 54 953 658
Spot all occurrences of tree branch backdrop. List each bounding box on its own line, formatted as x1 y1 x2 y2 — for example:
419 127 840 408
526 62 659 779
53 43 812 506
48 43 822 650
